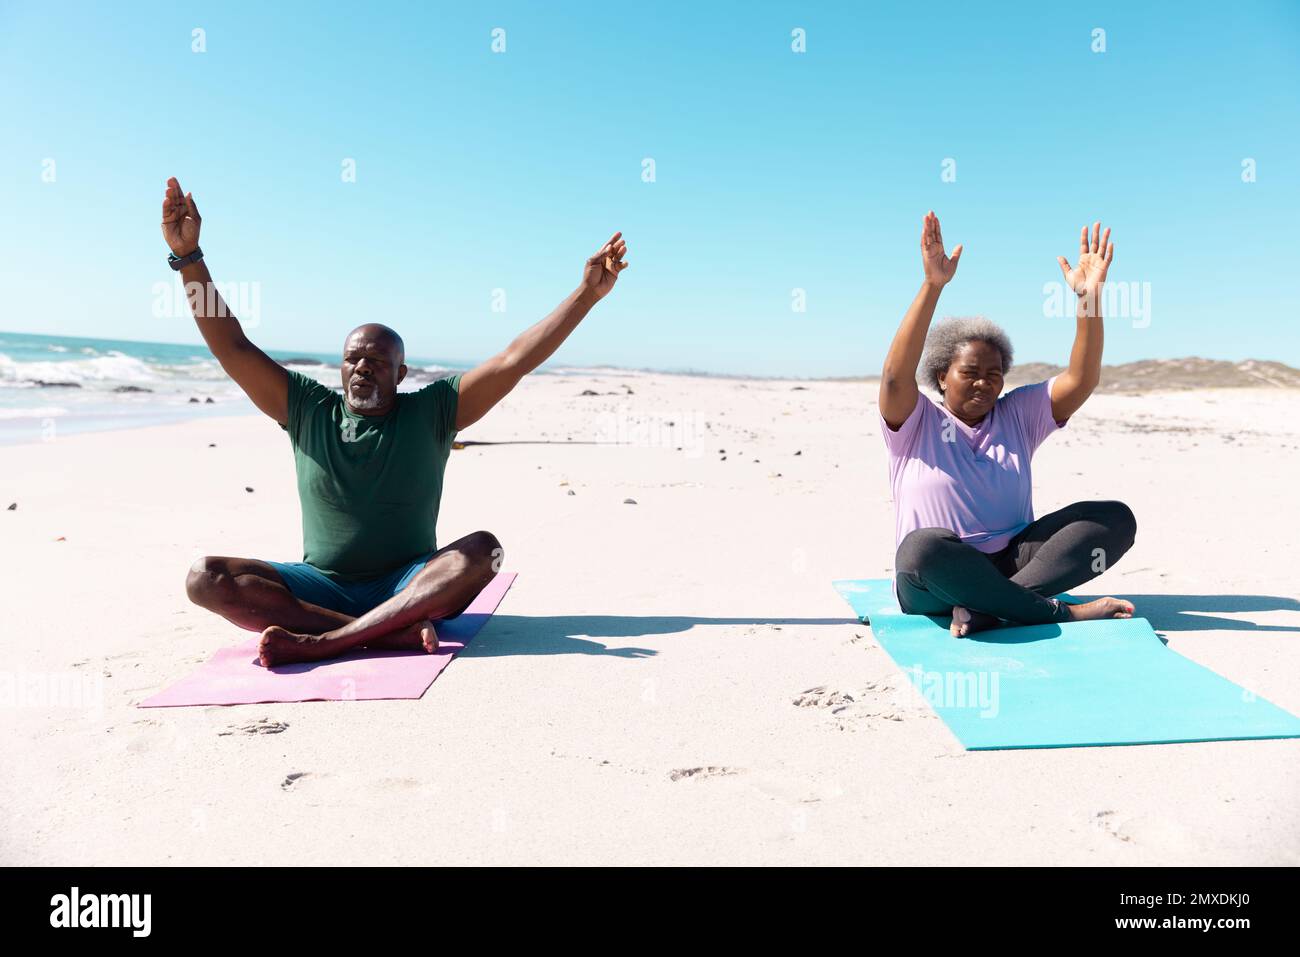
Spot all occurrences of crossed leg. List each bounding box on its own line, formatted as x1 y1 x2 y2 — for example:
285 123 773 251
186 530 502 667
896 501 1138 637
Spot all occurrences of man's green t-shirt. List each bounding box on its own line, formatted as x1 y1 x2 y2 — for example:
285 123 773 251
280 370 461 581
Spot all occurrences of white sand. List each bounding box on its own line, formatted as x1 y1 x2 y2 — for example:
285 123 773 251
2 373 1298 865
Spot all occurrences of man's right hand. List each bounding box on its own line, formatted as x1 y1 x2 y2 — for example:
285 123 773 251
162 177 201 257
920 210 962 288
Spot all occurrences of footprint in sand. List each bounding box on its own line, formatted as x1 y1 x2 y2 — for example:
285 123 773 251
792 686 857 710
1089 809 1198 852
281 772 311 791
219 717 289 736
1090 809 1135 844
668 766 742 782
792 682 922 729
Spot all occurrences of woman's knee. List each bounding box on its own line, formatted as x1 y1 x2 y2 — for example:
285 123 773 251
1091 500 1137 546
896 527 961 572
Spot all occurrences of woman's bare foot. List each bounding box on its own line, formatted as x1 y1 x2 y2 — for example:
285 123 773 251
950 606 999 638
1064 597 1135 622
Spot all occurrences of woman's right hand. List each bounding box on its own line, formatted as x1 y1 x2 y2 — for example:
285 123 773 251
161 176 201 257
920 210 962 287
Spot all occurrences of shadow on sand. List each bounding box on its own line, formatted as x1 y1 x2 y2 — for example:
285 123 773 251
1065 593 1300 634
457 615 855 658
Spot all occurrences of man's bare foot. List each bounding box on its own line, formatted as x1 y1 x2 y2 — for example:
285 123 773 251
258 620 440 667
1064 597 1135 622
258 626 333 667
950 606 999 638
365 619 439 654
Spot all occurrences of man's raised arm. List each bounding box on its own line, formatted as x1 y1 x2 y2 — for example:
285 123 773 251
455 232 629 431
162 176 289 425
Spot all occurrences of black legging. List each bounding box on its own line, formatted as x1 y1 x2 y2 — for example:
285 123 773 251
894 500 1137 624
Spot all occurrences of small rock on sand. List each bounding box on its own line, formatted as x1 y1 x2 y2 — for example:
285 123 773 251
623 498 637 505
245 487 254 493
6 503 15 511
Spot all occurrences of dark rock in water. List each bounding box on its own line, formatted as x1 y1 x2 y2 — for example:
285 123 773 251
245 487 254 493
205 397 215 404
33 380 81 388
580 389 600 396
113 385 152 393
6 503 15 511
279 357 327 367
188 397 200 403
623 498 637 505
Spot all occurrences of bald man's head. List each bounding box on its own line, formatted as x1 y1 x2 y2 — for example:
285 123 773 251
340 324 407 415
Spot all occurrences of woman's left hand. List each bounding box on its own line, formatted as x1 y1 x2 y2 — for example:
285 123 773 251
1056 221 1114 301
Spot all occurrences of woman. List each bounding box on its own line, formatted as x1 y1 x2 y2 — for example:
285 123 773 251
879 211 1137 637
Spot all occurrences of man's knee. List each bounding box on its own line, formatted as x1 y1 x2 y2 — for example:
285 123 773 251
460 530 504 574
896 527 959 572
185 556 231 608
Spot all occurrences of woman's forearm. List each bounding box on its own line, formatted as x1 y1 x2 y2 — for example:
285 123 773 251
882 281 943 386
1066 295 1104 387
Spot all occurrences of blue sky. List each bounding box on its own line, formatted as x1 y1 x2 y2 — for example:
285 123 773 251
2 1 1298 376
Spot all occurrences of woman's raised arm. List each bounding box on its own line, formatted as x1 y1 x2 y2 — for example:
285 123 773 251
880 211 962 429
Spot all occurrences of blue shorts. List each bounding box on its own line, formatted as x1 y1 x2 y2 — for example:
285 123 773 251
267 551 440 618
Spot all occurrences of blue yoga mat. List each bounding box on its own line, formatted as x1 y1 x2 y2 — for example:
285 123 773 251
833 579 1300 750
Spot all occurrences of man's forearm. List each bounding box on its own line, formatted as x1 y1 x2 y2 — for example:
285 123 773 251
500 286 600 375
179 258 246 356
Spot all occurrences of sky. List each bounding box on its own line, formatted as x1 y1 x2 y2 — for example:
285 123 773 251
2 1 1298 376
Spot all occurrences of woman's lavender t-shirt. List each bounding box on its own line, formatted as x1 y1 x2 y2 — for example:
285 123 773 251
880 377 1067 555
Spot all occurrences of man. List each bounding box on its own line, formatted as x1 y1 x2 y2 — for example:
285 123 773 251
163 177 628 666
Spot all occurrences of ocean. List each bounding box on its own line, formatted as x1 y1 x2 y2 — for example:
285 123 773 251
0 331 465 445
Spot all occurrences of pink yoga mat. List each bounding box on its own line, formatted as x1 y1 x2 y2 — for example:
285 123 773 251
138 572 516 708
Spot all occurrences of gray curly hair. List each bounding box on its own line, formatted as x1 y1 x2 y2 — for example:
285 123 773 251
920 317 1014 393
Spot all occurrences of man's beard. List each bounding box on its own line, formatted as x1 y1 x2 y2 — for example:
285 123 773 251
348 381 386 411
